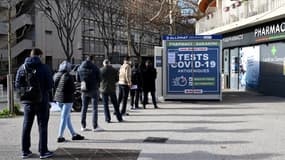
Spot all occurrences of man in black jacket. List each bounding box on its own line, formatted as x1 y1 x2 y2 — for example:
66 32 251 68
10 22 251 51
100 59 123 123
78 55 102 131
142 60 158 109
15 48 54 159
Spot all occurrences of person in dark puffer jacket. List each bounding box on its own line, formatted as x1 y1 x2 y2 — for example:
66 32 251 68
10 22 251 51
53 60 84 143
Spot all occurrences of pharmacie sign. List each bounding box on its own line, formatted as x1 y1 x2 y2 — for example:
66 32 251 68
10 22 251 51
255 21 285 42
162 35 222 100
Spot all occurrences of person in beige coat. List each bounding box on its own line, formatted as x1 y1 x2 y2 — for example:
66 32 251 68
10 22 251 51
118 56 132 116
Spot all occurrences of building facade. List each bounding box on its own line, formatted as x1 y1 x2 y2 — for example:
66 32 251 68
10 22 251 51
196 0 285 97
0 0 160 86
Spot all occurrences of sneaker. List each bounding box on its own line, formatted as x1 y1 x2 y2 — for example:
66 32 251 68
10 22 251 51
22 151 32 159
81 127 91 132
92 126 104 132
57 137 65 143
40 151 53 159
122 112 130 116
72 134 85 140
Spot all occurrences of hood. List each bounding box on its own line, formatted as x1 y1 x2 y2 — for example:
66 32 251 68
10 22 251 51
81 60 92 68
58 60 72 72
24 56 42 70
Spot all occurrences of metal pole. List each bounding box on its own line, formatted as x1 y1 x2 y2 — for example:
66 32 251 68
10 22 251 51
7 1 14 114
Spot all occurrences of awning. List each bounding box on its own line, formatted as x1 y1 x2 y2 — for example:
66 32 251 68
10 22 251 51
199 0 216 13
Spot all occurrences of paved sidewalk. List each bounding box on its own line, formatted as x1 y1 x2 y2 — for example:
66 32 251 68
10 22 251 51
0 92 285 160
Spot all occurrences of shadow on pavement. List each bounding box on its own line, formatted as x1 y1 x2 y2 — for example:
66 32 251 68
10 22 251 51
140 151 281 160
50 148 140 160
104 127 261 133
71 138 251 145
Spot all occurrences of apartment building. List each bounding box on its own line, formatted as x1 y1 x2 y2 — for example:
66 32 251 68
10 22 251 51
0 0 161 86
196 0 285 97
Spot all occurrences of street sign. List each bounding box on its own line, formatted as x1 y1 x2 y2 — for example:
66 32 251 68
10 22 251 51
162 35 222 100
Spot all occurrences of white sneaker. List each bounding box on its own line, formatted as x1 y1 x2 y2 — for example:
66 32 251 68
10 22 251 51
81 127 90 132
92 126 104 132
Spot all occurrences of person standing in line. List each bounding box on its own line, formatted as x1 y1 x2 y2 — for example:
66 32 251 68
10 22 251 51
142 60 158 109
100 59 123 123
78 55 102 132
53 61 84 143
130 62 142 109
118 56 132 116
15 48 54 159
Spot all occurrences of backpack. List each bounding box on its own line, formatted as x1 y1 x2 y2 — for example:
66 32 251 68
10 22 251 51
19 65 42 103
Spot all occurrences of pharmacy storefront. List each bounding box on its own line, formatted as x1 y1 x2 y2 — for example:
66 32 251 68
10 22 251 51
222 18 285 97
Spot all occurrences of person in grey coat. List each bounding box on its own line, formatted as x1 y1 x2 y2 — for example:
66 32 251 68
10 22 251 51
100 59 123 123
53 60 84 143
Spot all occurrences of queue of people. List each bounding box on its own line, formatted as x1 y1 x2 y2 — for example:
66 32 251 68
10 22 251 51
15 48 158 159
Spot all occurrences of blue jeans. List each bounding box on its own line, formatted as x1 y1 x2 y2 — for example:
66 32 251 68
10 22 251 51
102 92 122 122
57 102 76 138
22 103 50 155
118 84 130 114
81 91 99 129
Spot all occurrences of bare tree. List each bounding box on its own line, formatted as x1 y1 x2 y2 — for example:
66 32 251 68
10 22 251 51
36 0 83 61
83 0 124 59
126 0 201 35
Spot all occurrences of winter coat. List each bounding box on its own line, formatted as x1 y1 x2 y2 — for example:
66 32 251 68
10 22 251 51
131 67 142 89
118 62 131 86
77 60 101 96
53 71 75 103
142 66 157 92
15 56 53 104
99 65 119 93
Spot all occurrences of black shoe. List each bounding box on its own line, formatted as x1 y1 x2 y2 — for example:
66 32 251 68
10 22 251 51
57 137 65 143
122 112 129 116
40 151 53 159
106 120 111 123
154 105 159 109
72 134 85 140
143 105 146 109
22 151 32 159
118 118 123 122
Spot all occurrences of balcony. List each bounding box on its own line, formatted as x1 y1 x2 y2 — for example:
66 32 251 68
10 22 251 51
196 0 285 34
0 39 33 59
0 14 33 34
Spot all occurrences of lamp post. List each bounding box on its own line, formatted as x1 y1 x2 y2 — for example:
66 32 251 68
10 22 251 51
7 0 14 114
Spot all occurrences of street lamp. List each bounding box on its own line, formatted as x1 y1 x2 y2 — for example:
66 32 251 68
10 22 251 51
7 0 14 114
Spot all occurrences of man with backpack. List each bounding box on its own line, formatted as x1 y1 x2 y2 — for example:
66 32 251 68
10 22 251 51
78 55 102 131
15 48 53 159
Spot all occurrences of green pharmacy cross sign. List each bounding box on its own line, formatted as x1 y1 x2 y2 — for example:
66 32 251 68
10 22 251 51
271 45 277 56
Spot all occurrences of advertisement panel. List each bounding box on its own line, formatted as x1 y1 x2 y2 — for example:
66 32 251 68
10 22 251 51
163 35 222 100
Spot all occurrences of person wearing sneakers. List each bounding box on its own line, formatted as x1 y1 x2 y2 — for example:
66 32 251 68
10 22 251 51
15 48 53 159
53 61 84 143
100 59 123 123
78 55 102 131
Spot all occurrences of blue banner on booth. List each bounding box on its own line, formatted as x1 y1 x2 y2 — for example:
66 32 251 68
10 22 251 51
165 39 221 95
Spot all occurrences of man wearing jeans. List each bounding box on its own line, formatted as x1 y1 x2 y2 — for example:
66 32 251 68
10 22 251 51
78 55 101 131
100 59 123 123
15 48 53 159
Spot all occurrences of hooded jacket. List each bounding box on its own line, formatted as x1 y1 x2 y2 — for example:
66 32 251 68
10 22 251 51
118 61 131 86
15 56 53 104
78 60 101 95
53 61 75 103
100 65 119 93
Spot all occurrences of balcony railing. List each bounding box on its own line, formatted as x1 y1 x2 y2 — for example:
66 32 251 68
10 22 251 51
196 0 285 34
